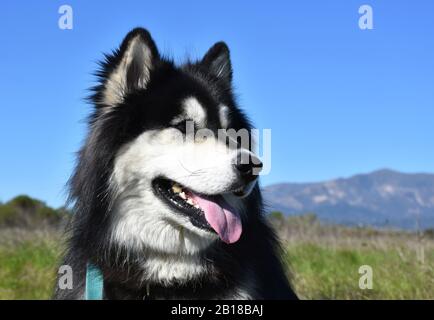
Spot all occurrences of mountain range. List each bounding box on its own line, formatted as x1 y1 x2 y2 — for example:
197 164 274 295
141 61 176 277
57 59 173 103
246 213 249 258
263 169 434 230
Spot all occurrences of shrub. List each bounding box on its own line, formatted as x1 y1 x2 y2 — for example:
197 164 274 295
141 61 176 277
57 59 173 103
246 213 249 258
0 195 68 228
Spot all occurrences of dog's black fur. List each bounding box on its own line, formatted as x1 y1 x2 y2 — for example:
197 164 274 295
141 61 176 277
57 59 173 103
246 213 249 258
54 28 297 300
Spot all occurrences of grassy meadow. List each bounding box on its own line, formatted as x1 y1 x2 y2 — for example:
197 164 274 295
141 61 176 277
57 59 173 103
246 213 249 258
0 197 433 299
0 229 62 299
273 214 434 299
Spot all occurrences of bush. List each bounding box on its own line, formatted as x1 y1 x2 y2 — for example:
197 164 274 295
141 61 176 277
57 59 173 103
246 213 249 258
0 204 18 225
0 195 68 228
9 195 42 210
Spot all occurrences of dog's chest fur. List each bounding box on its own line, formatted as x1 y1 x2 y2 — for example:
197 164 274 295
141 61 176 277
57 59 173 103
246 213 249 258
101 253 257 299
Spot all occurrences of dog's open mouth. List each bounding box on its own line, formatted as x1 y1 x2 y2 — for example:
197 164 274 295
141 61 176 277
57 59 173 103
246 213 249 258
152 178 242 244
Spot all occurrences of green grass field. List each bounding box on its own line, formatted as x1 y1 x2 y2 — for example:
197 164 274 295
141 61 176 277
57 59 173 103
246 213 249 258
0 233 61 299
285 243 434 299
0 219 433 299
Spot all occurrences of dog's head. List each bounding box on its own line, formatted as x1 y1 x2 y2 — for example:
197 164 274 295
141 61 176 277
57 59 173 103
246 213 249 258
72 28 262 257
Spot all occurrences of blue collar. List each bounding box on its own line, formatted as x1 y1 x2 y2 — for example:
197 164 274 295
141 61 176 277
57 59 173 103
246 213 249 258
85 262 103 300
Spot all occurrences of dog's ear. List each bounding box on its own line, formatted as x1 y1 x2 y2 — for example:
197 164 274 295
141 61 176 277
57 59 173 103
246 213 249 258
201 42 232 83
100 28 160 107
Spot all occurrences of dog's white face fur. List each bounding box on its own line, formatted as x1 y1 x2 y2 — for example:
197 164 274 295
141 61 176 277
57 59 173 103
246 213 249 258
110 97 247 252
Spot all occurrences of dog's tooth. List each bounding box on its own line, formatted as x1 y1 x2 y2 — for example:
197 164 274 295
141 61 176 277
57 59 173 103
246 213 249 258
186 199 194 206
172 184 182 194
179 192 187 199
194 204 200 209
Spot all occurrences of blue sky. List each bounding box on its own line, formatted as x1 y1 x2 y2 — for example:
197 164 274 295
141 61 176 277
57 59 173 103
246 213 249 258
0 1 433 207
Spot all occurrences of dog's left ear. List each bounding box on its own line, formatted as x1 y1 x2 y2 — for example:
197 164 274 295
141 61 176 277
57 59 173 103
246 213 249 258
101 28 160 107
201 42 232 84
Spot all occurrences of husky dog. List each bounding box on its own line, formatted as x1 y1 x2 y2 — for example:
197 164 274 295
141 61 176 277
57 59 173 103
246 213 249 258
54 28 297 300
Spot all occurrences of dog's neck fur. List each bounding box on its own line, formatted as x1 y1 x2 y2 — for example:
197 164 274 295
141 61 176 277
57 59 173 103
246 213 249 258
98 244 256 300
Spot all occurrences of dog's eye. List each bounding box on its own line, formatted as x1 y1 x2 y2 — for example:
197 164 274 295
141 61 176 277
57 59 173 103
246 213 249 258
172 119 194 133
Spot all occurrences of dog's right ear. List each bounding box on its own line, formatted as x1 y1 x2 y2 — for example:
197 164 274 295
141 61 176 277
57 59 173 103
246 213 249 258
201 42 232 84
99 28 160 107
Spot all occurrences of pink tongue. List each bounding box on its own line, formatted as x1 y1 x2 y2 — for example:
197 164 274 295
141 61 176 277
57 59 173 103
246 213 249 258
189 193 242 244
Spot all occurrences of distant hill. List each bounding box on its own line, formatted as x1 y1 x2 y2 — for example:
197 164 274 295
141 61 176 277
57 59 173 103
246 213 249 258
263 169 434 230
0 195 69 229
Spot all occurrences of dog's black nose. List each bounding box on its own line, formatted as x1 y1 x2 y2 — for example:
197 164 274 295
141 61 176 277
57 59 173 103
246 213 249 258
234 152 263 182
